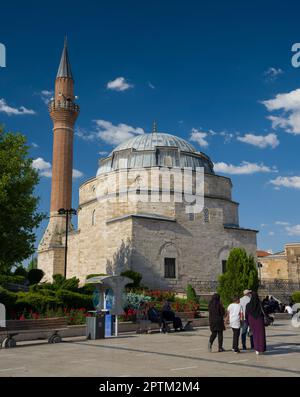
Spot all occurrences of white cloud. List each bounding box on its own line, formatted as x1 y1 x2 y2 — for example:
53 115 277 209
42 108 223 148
270 176 300 189
99 151 108 156
32 157 83 179
106 77 133 92
0 98 36 116
39 90 53 105
237 133 279 149
94 120 144 145
286 225 300 236
275 221 290 226
32 157 52 177
269 231 275 236
76 121 144 145
260 223 268 228
190 129 209 148
31 142 39 148
75 127 96 141
214 161 276 175
264 67 283 82
148 81 155 89
72 169 84 179
262 88 300 134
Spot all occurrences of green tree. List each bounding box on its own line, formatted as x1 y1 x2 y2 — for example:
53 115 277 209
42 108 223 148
186 284 198 303
0 127 45 273
218 248 259 307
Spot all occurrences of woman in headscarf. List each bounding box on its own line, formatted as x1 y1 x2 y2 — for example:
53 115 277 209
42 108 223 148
245 291 266 355
208 294 225 352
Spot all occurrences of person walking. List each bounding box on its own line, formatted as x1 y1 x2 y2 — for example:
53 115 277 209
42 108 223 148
240 289 254 350
245 292 266 355
208 294 225 352
226 297 243 353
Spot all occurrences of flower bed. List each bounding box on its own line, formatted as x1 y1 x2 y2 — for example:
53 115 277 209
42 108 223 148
9 307 92 326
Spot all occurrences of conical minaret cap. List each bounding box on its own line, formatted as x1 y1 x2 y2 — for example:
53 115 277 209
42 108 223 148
56 38 73 79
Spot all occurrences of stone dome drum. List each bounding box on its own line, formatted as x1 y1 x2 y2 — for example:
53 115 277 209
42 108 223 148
98 132 214 174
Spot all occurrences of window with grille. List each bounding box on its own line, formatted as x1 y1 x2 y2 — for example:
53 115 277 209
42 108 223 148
188 212 195 221
164 258 176 278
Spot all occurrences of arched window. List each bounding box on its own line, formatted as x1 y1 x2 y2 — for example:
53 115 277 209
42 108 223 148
204 207 210 223
92 209 96 226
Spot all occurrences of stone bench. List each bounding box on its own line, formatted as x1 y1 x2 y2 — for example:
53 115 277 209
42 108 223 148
0 317 68 348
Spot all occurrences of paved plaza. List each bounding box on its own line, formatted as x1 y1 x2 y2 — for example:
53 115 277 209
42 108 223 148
0 320 299 377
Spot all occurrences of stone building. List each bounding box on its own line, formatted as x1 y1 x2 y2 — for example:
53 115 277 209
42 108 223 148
38 41 258 292
258 244 300 283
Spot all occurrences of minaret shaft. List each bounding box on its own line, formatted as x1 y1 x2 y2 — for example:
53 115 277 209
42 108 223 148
37 40 79 281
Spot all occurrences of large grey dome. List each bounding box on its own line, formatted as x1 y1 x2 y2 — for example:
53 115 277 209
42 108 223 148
113 133 197 153
98 132 214 174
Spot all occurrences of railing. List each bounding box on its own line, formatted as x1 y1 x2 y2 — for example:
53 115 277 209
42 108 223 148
48 100 79 113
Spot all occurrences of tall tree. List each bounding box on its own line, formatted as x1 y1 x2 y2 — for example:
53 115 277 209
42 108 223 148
0 127 45 273
218 248 259 307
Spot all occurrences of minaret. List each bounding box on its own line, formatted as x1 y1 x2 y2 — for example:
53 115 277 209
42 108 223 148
38 39 79 279
50 38 79 214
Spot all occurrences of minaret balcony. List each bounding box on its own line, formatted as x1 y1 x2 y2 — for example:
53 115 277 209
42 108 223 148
48 100 80 113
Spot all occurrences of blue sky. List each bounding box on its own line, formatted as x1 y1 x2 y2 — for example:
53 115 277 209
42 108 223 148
1 0 300 254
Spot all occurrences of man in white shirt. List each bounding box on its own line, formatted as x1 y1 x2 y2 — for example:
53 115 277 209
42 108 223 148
226 297 243 353
240 289 254 350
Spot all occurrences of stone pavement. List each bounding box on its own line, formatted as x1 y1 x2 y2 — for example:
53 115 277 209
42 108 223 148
0 320 299 377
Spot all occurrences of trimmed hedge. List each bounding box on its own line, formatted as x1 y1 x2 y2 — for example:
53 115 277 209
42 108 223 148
292 291 300 303
55 289 93 309
0 287 17 311
0 274 26 286
15 292 60 312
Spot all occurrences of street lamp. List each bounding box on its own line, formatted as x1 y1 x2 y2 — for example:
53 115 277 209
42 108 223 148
58 208 77 278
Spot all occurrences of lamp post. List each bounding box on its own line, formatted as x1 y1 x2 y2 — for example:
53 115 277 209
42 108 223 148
58 208 77 278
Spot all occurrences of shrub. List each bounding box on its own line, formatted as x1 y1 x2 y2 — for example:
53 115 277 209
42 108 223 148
28 269 44 285
292 291 300 303
121 270 142 288
55 289 93 309
79 284 96 295
0 286 17 311
218 248 259 307
52 274 80 291
173 297 200 313
186 284 198 303
0 274 26 286
145 290 176 302
86 273 107 280
124 292 152 310
14 266 28 278
29 285 56 297
15 292 60 312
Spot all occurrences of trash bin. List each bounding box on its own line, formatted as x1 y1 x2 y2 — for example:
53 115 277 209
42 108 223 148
86 311 105 340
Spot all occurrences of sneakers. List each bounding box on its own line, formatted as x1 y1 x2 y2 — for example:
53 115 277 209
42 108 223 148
208 342 212 352
218 348 225 352
234 349 241 353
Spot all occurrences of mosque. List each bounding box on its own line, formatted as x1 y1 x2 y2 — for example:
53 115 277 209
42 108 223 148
37 41 257 292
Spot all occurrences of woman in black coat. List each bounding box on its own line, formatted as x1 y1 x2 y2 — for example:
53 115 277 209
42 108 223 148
208 294 225 352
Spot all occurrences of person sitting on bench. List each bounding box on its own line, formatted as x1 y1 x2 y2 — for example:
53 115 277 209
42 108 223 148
147 303 161 325
160 301 184 332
